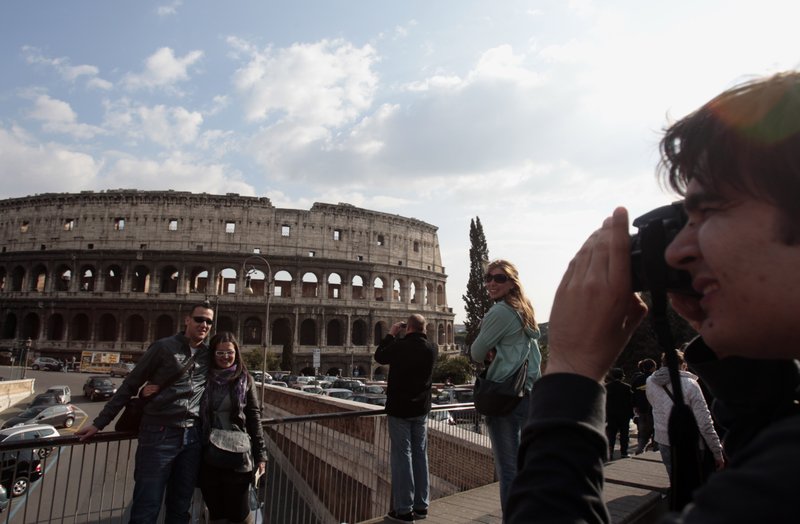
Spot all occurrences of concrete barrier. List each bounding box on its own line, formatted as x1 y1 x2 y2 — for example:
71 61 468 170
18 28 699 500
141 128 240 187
0 379 35 412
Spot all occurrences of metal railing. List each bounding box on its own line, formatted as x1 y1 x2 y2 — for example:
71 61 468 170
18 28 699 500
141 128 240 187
0 405 494 524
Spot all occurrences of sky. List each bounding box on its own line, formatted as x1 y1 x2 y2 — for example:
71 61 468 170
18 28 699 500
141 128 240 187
1 1 799 324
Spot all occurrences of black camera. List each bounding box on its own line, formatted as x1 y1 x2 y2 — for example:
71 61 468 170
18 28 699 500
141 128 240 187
630 202 696 295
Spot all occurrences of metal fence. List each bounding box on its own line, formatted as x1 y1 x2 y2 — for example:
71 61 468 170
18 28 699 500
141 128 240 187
0 405 493 524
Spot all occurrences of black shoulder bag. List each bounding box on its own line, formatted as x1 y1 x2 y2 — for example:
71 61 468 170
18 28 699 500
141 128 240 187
115 350 199 432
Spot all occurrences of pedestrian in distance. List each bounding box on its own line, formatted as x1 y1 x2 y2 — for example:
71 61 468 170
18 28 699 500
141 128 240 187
631 358 657 454
375 314 438 523
76 301 214 524
604 367 633 459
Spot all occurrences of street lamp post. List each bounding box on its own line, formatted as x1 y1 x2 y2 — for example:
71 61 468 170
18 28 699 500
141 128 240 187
241 255 272 411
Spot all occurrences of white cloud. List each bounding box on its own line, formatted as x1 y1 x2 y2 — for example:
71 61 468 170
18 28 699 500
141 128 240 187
123 47 203 91
230 38 379 126
28 93 104 139
157 0 182 16
22 46 112 89
103 98 203 148
0 125 100 198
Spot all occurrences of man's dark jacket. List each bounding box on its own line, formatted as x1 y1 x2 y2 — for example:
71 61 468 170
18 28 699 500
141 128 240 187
93 332 210 429
605 379 633 423
374 331 438 418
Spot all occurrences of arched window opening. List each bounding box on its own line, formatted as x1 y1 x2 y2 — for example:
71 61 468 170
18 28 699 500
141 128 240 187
80 266 96 292
302 272 319 298
160 266 179 293
218 267 238 295
131 265 150 293
47 314 65 341
410 282 418 304
438 323 446 345
327 273 342 299
300 319 317 345
373 277 384 301
437 284 445 306
352 319 367 345
98 313 117 342
126 315 146 342
216 316 234 334
274 270 293 298
271 318 292 346
190 268 209 293
243 317 263 345
351 275 364 300
31 265 47 293
22 313 40 340
2 313 17 339
425 283 433 306
155 314 175 340
244 269 267 296
105 265 122 292
374 321 386 345
11 266 25 292
327 319 343 346
71 314 90 341
56 265 72 292
393 279 403 302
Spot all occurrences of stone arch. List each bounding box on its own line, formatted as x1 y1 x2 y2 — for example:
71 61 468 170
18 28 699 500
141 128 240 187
22 312 41 340
80 265 96 292
160 265 179 293
425 283 433 306
326 319 343 346
351 275 365 300
393 279 403 302
98 313 117 342
189 267 210 293
274 270 293 298
131 265 150 292
351 319 367 345
0 267 6 292
271 318 292 346
2 313 17 339
243 317 262 345
244 269 267 296
327 273 342 299
373 277 385 301
447 323 454 344
155 314 175 339
10 266 25 292
55 265 72 291
410 281 420 304
31 264 47 292
300 318 317 345
105 265 123 292
47 313 65 340
437 284 445 306
71 313 90 341
216 315 234 334
126 314 146 342
438 323 446 345
218 267 238 295
301 272 319 298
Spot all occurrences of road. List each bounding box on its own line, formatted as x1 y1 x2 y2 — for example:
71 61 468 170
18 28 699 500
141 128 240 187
0 367 133 523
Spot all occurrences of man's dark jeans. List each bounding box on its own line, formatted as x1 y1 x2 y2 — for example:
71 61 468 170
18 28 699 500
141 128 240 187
130 425 202 524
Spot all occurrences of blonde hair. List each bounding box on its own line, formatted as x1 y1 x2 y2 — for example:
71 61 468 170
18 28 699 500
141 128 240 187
485 259 538 330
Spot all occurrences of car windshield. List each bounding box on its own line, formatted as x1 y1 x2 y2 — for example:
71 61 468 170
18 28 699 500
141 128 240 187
93 379 113 386
17 406 47 419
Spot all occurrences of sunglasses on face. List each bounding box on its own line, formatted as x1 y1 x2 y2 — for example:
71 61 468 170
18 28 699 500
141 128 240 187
484 273 509 284
214 351 235 357
193 317 213 325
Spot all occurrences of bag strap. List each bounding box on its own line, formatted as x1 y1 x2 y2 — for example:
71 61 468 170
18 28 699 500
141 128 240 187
154 346 201 389
662 384 675 402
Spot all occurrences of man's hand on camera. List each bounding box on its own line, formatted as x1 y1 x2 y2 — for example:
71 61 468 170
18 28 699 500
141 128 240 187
546 207 648 382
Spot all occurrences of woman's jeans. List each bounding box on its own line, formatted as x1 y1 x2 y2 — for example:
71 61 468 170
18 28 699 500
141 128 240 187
387 414 430 515
130 425 202 524
486 394 530 514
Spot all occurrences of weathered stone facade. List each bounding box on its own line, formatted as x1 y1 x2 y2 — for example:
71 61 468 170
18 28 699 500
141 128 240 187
0 190 455 375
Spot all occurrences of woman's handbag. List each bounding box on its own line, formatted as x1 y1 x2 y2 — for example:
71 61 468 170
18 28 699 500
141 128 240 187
473 357 529 417
204 428 252 469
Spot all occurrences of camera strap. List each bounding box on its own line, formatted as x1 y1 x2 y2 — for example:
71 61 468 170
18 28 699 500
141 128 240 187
640 218 702 511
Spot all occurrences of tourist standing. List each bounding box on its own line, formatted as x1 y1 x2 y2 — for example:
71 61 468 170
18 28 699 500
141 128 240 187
375 314 438 523
470 259 541 515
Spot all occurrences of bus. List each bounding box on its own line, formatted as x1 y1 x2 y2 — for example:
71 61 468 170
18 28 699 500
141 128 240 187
79 351 121 373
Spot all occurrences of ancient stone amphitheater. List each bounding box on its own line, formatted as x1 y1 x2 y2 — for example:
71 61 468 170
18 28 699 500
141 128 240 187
0 190 455 375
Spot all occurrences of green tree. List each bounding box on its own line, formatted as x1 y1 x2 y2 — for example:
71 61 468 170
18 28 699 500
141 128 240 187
243 348 282 373
462 216 492 348
432 354 475 384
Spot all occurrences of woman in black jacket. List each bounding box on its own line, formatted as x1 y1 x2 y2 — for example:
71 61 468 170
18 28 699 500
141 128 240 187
200 332 267 524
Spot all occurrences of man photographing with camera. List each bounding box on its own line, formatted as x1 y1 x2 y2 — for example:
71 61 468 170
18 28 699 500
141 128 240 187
507 72 800 522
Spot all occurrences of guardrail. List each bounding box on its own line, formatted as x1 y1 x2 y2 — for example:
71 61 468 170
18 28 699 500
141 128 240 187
0 404 494 524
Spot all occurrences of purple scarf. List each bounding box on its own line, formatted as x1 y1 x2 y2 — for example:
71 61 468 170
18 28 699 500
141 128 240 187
202 365 248 424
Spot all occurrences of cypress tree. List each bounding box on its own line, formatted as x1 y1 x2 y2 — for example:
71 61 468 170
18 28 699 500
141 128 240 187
463 217 493 348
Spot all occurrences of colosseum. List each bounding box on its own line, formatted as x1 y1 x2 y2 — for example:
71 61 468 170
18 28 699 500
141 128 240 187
0 190 456 376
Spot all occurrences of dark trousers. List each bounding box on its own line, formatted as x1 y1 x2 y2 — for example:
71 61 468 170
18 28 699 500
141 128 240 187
636 411 655 453
199 463 252 522
606 417 631 457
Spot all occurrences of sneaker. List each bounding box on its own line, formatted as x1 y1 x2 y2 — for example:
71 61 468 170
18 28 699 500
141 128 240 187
386 510 415 523
413 508 428 520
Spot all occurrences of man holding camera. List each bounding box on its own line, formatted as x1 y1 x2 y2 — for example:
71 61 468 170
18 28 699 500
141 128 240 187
375 314 438 522
506 72 800 522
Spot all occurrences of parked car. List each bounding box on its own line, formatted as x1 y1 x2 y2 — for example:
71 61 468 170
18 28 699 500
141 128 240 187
299 385 324 395
436 387 478 423
44 385 71 404
352 393 387 406
83 376 117 401
331 379 365 393
323 388 355 400
30 393 60 407
428 407 456 425
110 362 135 378
0 452 42 497
0 424 59 458
30 357 63 371
364 384 385 394
1 404 76 429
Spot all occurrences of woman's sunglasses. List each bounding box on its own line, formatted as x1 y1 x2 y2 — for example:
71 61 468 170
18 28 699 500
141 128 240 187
484 273 509 284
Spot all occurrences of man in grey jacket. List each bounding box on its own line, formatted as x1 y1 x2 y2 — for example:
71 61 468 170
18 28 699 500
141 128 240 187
77 301 213 523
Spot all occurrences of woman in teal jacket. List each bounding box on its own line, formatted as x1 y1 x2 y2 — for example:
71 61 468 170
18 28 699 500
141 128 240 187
471 259 541 515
